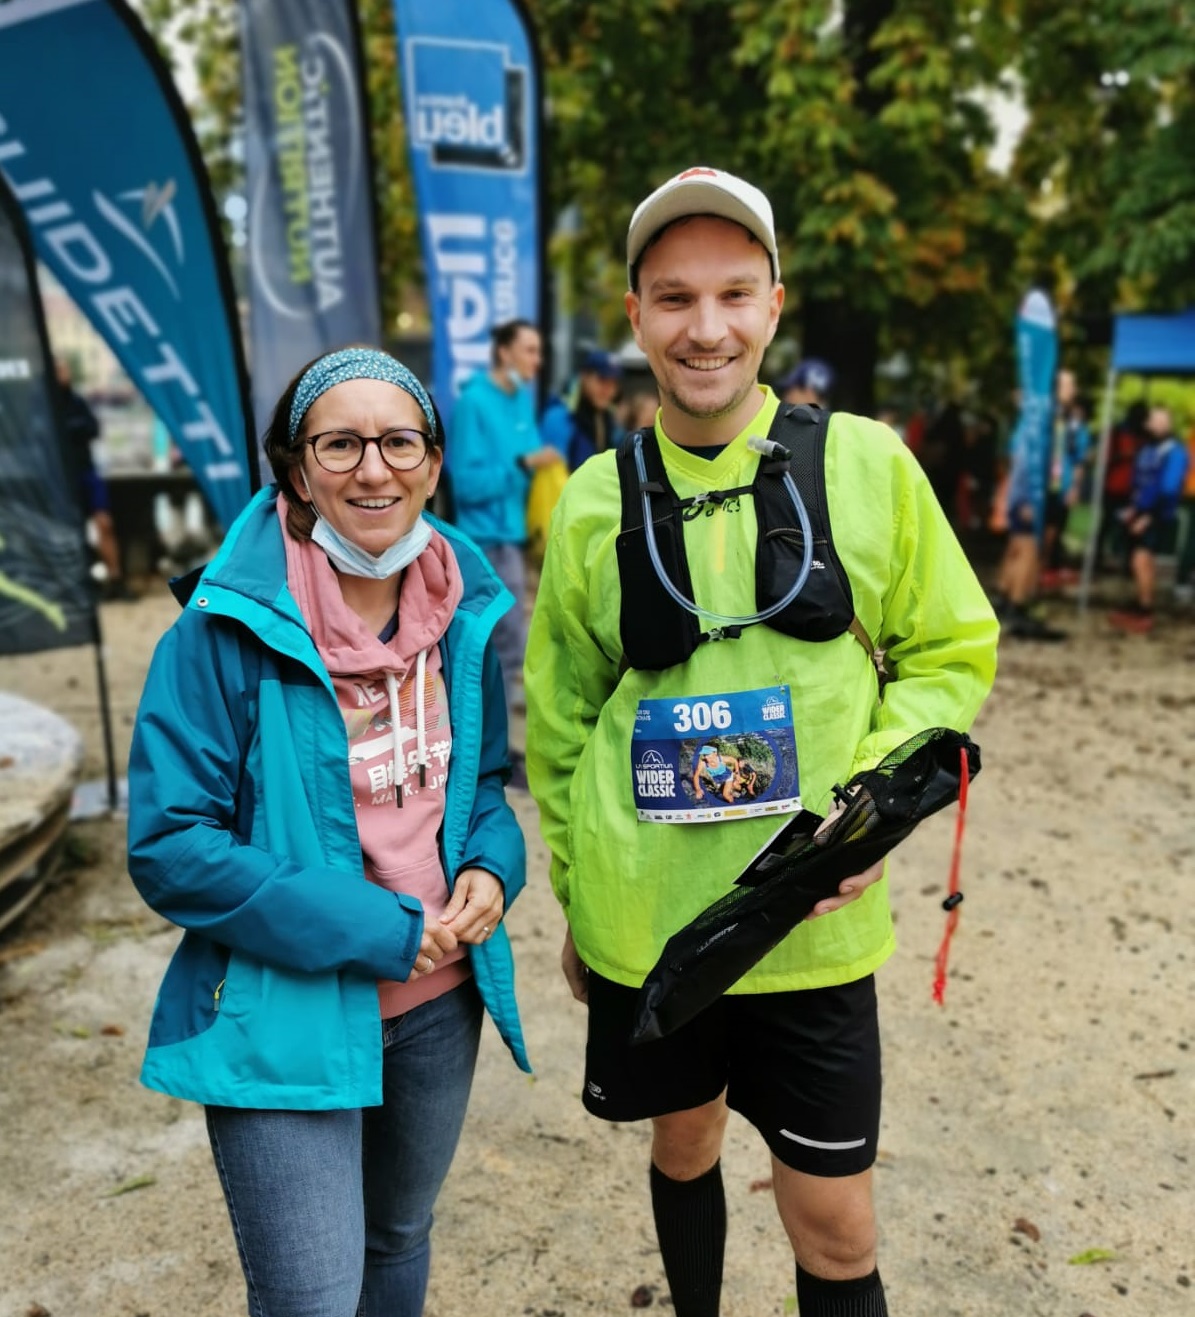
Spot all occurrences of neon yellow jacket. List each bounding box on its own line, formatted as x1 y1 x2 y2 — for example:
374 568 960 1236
525 390 998 991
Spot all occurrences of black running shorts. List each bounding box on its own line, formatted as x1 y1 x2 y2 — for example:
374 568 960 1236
582 971 881 1177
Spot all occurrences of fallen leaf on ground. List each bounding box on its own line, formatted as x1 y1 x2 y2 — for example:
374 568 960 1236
749 1178 773 1193
1068 1247 1117 1265
105 1175 156 1197
630 1285 655 1308
1013 1217 1041 1242
100 1024 125 1036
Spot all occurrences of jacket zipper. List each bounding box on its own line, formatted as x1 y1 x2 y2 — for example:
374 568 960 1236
213 978 225 1011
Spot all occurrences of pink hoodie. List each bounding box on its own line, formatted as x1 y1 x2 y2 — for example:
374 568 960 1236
283 502 470 1016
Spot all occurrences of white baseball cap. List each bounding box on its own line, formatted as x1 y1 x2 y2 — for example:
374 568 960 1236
627 166 780 287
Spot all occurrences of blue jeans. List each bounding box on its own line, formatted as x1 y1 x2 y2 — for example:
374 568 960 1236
206 980 483 1317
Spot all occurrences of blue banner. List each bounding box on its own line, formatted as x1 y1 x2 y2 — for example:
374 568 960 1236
0 172 93 655
392 0 544 432
1006 288 1057 537
239 0 382 442
0 0 254 531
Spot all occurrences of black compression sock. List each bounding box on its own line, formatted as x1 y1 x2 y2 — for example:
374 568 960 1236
796 1264 888 1316
650 1161 726 1317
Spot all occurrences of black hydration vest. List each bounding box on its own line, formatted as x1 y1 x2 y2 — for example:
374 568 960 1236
615 404 874 672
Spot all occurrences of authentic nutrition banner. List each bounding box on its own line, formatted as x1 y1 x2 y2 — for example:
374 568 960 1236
391 0 544 431
0 174 92 655
0 0 255 531
240 0 382 444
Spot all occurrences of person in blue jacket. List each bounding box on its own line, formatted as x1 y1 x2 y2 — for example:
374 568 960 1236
1110 404 1190 633
448 319 560 724
541 348 625 470
127 346 529 1317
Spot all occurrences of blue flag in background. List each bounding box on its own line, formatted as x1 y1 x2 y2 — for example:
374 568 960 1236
1006 289 1057 538
391 0 544 432
0 0 254 531
240 0 382 444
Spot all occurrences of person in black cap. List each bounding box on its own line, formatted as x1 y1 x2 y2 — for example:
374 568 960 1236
778 358 835 409
542 348 625 470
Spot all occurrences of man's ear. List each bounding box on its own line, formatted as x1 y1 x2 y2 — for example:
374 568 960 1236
765 280 785 345
625 289 643 348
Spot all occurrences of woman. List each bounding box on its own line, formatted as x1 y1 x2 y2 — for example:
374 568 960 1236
127 347 529 1317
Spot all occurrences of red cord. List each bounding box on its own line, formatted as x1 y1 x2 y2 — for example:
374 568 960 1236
932 746 970 1005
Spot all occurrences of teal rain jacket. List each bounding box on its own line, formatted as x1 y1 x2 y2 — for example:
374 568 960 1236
128 488 530 1110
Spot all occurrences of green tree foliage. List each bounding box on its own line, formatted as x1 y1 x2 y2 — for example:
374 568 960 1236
533 0 1028 410
132 1 1195 406
1014 0 1195 317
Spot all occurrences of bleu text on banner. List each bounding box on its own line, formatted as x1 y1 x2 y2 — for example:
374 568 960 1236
391 0 545 433
0 0 255 532
0 172 93 656
239 0 382 443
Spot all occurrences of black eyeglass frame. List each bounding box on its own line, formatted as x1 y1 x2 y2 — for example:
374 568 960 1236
303 427 437 474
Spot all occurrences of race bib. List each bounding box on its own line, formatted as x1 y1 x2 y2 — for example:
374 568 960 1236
631 686 800 823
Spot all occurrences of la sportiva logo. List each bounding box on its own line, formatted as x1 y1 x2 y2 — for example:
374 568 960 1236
404 38 527 173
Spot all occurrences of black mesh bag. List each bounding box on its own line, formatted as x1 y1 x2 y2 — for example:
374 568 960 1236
630 727 981 1044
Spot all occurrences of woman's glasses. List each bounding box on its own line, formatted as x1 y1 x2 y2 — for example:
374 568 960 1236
305 428 433 473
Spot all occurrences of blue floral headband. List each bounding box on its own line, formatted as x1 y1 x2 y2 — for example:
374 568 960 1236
288 347 437 443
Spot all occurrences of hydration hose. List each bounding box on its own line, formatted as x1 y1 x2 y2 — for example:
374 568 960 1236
632 433 814 631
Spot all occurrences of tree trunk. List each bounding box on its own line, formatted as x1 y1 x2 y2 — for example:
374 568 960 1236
801 298 879 417
795 0 893 418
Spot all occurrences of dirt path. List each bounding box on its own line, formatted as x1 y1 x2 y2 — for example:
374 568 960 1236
1 588 1192 1316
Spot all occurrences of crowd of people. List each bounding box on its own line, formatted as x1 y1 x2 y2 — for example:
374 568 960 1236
121 161 1195 1317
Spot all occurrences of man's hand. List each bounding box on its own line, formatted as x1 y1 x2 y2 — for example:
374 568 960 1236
807 858 886 918
441 867 504 945
807 788 885 918
561 926 589 1004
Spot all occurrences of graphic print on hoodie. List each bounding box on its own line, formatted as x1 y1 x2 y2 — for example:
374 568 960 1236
281 499 471 1015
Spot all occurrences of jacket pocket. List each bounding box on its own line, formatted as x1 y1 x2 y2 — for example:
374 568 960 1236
147 933 230 1050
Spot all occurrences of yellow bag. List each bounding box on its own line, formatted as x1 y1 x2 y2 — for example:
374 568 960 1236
526 458 568 565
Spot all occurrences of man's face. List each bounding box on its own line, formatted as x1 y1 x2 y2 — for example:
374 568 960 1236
1056 369 1076 407
625 216 783 432
1147 406 1172 438
501 327 543 385
581 370 619 410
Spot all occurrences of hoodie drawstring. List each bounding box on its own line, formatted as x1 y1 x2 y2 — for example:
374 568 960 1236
385 650 430 808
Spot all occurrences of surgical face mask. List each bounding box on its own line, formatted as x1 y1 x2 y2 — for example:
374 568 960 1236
312 515 432 579
300 472 433 579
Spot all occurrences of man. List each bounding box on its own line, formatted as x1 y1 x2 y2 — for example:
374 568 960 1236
1109 405 1189 633
777 357 834 409
542 348 625 470
1040 369 1091 588
525 167 998 1316
55 357 134 601
993 371 1068 641
449 319 559 727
